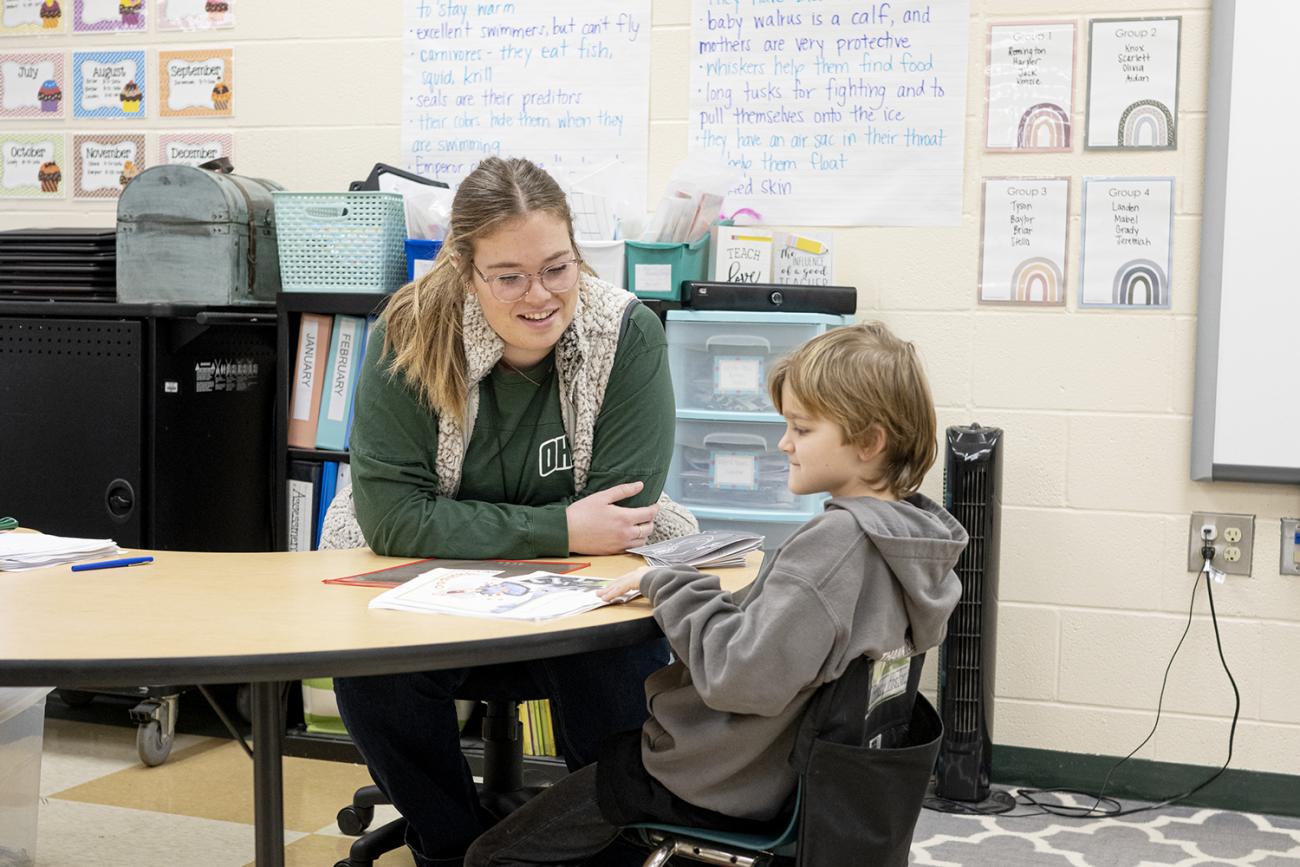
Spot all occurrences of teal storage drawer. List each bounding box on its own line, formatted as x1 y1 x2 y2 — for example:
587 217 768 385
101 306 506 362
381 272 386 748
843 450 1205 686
667 310 852 414
625 233 709 300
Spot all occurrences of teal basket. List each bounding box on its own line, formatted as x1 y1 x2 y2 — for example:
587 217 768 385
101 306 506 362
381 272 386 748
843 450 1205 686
273 191 407 293
625 232 711 301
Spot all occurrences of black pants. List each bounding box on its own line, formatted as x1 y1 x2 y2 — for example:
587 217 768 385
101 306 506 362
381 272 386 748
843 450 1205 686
333 639 668 866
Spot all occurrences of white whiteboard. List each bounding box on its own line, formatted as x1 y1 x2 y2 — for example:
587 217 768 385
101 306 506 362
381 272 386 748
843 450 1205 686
1192 0 1300 483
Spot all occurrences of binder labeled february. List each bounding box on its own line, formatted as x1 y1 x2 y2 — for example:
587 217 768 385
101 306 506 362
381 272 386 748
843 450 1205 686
315 314 366 451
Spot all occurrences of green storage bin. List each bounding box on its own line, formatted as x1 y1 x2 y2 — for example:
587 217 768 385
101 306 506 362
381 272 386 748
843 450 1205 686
625 233 710 300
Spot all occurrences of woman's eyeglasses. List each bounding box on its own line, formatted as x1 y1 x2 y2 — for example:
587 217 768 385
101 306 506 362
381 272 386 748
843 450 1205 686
473 258 582 302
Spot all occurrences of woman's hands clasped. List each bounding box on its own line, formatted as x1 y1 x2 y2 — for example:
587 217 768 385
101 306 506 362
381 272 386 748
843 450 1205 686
565 480 660 555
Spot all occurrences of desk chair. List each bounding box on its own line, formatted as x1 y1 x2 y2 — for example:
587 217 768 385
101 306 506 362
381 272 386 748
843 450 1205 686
627 653 940 867
320 491 542 867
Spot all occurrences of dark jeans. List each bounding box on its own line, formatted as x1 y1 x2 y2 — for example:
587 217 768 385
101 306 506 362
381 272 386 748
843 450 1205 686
333 638 668 866
463 764 643 867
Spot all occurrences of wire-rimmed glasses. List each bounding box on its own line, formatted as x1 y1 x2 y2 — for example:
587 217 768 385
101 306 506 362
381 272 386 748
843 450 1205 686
473 258 582 302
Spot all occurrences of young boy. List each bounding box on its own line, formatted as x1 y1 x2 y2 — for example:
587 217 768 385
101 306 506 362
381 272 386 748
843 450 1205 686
465 322 967 867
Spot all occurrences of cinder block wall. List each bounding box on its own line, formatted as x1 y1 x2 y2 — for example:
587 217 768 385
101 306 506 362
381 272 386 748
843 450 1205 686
4 0 1296 777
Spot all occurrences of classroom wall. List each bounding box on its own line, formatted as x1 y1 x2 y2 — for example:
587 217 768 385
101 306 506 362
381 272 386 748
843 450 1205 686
5 0 1299 778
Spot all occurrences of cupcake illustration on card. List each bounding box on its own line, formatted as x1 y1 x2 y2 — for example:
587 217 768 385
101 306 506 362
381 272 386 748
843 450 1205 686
211 80 230 111
119 159 139 188
38 161 62 193
119 0 142 26
41 0 62 28
205 0 228 22
120 80 142 113
38 80 63 113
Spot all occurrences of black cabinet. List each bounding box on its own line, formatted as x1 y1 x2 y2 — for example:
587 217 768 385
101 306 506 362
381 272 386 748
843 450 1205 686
0 301 276 551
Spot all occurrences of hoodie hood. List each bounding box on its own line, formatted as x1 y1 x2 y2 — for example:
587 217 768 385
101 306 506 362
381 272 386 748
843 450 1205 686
825 492 967 654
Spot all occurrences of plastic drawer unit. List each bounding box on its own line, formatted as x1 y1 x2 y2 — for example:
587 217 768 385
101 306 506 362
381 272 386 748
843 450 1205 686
666 413 831 515
666 310 852 414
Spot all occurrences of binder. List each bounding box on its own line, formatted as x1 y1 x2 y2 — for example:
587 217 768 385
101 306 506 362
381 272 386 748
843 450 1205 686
343 316 379 448
315 314 367 451
287 461 322 551
288 313 333 449
315 460 338 548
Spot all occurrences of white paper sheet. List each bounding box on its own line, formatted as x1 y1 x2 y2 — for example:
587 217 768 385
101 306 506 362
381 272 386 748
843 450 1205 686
985 22 1076 151
979 177 1069 305
1085 17 1181 149
688 0 969 226
1079 177 1174 308
401 1 650 214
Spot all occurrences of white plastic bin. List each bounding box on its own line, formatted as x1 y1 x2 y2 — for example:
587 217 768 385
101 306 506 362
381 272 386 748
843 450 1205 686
576 239 626 289
666 311 852 414
0 688 52 867
667 415 826 514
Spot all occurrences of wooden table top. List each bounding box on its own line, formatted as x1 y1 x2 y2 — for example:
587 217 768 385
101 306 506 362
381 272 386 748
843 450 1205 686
0 546 761 686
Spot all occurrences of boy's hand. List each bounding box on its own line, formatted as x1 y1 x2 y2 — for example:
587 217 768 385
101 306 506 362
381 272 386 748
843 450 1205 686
598 566 654 602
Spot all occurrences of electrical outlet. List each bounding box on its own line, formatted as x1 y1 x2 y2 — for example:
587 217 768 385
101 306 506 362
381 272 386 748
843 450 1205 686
1281 518 1300 576
1188 512 1255 576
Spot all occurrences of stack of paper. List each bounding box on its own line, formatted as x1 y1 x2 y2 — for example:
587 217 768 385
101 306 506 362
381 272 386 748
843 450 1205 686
0 534 121 571
629 531 764 569
369 568 634 622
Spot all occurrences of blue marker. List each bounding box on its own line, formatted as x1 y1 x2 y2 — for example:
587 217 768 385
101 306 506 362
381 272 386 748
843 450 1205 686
71 556 154 572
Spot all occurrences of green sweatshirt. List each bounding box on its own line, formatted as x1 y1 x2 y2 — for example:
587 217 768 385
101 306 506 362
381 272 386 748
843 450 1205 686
349 303 674 559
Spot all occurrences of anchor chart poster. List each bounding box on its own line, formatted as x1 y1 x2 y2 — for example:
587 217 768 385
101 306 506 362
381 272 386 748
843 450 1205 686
1079 177 1174 309
985 22 1075 151
979 177 1069 305
1085 17 1180 149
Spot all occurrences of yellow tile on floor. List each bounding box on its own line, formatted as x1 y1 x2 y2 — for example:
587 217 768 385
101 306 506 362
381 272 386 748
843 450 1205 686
264 833 417 867
51 738 379 833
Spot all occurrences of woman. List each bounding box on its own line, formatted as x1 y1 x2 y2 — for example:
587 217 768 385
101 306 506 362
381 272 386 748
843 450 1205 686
333 156 695 867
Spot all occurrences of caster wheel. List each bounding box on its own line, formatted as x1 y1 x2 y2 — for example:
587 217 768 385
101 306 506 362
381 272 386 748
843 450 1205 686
333 860 352 867
58 689 96 707
337 804 375 836
137 719 174 767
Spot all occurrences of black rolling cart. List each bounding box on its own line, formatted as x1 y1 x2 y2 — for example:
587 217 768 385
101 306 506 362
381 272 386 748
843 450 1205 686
0 299 278 764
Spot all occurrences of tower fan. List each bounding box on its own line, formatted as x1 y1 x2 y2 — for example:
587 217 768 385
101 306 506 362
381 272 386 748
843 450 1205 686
936 424 1003 802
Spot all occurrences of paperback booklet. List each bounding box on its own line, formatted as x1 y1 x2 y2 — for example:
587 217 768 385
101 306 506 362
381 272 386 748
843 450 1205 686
368 568 637 622
629 530 764 569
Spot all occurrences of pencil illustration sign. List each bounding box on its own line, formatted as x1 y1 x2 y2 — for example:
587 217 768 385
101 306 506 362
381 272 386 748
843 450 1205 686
1086 17 1180 149
979 177 1068 305
0 52 65 120
0 133 65 199
159 48 233 117
985 22 1075 151
72 132 143 199
1080 177 1174 308
1 0 66 35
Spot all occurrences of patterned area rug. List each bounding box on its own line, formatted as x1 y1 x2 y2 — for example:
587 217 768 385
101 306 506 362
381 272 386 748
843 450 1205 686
911 794 1300 866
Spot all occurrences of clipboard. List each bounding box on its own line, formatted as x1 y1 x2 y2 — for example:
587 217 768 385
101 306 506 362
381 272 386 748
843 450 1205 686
324 557 590 589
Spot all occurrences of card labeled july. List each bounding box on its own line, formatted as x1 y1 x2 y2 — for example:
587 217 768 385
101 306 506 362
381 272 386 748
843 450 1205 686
0 52 65 120
1085 17 1181 149
159 132 233 166
159 48 232 118
979 178 1069 305
73 50 146 120
1 0 66 35
0 133 66 199
73 0 145 32
986 22 1076 151
157 0 233 31
1079 177 1174 308
72 132 144 199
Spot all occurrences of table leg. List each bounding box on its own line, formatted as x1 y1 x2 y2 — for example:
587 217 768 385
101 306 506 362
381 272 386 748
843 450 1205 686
251 680 285 867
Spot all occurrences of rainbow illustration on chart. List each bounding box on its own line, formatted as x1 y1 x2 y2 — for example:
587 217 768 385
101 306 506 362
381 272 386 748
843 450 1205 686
1112 259 1167 305
1009 257 1063 303
1117 100 1175 147
1016 103 1071 149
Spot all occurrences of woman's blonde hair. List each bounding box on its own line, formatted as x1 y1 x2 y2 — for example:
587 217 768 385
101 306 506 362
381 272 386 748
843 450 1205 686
381 157 582 420
768 322 938 497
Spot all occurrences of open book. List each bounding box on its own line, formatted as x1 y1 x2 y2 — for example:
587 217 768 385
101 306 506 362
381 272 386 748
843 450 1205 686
368 568 636 622
629 530 764 569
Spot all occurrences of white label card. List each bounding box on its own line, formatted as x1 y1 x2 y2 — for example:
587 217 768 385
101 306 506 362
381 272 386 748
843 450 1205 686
635 263 672 297
714 356 763 394
713 452 758 491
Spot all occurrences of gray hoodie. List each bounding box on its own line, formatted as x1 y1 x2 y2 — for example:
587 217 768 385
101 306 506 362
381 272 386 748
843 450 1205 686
636 493 967 820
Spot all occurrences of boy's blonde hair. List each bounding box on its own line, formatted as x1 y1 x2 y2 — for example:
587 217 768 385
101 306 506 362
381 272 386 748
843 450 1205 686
768 321 937 497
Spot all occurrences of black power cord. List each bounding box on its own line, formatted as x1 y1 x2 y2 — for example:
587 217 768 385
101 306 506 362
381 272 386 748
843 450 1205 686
925 529 1241 819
